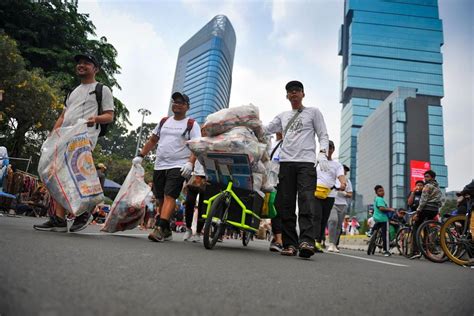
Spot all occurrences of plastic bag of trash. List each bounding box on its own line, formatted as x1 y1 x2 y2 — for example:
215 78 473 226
101 164 151 233
38 120 103 216
202 104 265 141
187 127 267 166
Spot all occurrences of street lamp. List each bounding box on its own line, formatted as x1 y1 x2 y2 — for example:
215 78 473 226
135 108 151 157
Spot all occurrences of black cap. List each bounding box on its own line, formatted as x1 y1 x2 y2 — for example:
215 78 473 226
285 80 304 91
328 140 335 148
74 53 100 68
171 92 190 105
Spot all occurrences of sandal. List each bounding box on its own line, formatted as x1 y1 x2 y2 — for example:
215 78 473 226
298 241 315 259
281 245 297 256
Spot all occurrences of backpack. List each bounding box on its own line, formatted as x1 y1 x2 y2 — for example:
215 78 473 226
158 117 196 140
64 83 111 137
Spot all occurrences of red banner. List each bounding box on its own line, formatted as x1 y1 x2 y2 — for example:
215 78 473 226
410 160 431 191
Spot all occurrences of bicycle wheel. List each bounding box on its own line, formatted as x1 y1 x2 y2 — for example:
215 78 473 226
367 228 380 255
416 220 447 263
396 227 411 257
440 215 472 266
203 193 228 250
242 230 251 246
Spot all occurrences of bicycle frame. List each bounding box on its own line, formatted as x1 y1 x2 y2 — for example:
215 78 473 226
202 181 261 233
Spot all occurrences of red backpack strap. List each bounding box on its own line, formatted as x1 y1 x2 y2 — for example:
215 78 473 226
182 118 196 139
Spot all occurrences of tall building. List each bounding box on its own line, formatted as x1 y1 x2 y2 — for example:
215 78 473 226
169 15 236 125
338 0 448 212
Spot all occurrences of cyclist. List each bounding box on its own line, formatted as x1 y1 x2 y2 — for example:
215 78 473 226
408 180 424 213
372 185 395 256
410 170 443 259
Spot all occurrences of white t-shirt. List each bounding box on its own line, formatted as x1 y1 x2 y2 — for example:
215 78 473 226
316 160 344 198
152 117 201 170
334 178 353 205
264 107 329 163
63 82 114 149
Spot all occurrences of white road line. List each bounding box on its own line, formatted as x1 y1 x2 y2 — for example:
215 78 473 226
328 252 409 267
78 232 149 237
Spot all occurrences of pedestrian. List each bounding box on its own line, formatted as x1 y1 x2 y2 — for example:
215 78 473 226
327 164 352 252
407 180 424 213
409 170 443 259
34 53 114 233
264 80 329 258
372 185 395 256
314 140 346 252
269 132 283 252
133 92 201 242
348 216 360 235
182 160 206 242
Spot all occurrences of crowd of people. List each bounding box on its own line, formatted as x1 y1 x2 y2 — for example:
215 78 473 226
8 51 459 262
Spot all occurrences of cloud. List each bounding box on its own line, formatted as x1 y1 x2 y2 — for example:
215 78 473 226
78 0 175 129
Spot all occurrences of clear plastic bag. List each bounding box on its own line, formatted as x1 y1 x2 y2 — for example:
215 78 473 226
202 104 265 141
187 126 267 166
101 164 151 233
38 120 103 216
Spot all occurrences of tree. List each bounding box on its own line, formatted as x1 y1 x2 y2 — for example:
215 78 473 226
440 199 457 216
0 34 62 158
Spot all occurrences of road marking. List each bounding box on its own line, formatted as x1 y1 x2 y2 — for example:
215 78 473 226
329 252 409 267
78 232 149 237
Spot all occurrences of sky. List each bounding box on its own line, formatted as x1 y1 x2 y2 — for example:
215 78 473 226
78 0 473 191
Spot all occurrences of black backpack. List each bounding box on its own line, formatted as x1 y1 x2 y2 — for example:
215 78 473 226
64 83 111 137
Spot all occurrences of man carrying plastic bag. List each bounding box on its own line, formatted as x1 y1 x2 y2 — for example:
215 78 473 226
34 52 114 233
101 165 151 233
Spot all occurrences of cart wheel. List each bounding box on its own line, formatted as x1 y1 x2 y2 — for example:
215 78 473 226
203 193 228 250
242 231 251 246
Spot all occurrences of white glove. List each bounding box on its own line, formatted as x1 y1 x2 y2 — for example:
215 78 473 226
317 152 329 172
132 156 143 166
180 162 193 178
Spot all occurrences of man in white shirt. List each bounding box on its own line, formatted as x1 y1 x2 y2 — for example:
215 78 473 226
34 53 114 233
327 164 352 252
264 80 329 259
133 92 201 242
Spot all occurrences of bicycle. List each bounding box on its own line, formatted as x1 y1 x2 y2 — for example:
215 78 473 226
440 193 473 266
416 219 447 263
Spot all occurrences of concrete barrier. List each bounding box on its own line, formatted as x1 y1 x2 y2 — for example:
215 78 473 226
337 234 369 251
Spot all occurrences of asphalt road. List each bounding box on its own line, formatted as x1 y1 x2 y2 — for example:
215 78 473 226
0 216 472 316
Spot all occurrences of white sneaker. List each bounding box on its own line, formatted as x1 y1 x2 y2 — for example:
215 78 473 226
183 228 192 241
327 243 340 253
190 234 201 243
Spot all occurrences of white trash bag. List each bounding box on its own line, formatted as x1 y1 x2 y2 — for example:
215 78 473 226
101 164 151 233
38 120 103 216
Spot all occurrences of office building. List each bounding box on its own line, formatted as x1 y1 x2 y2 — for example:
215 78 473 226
338 0 448 212
169 15 236 125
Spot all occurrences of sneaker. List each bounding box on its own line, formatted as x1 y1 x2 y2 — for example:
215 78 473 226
409 253 422 260
190 234 202 243
33 216 67 232
383 251 392 257
315 242 324 253
183 228 192 241
299 242 316 259
269 241 283 252
327 243 339 253
148 226 173 242
70 212 93 233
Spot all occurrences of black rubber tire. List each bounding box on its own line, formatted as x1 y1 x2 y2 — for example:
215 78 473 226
396 227 411 257
203 193 228 250
367 228 380 255
440 215 472 266
416 220 448 263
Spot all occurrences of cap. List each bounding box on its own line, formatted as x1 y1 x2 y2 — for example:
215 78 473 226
343 164 350 172
171 92 190 105
344 215 350 219
328 140 335 148
285 80 304 91
97 163 107 170
74 53 100 67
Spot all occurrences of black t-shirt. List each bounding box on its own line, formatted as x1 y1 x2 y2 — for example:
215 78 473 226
408 191 422 212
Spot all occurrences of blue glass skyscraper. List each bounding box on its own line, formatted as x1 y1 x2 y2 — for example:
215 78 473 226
338 0 448 209
169 15 236 125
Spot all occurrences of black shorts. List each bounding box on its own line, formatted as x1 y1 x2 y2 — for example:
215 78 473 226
153 168 185 200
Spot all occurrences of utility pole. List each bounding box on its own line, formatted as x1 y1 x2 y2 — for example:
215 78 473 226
135 108 151 157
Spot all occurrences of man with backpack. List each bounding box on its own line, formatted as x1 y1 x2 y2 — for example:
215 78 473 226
133 92 201 242
33 53 114 232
